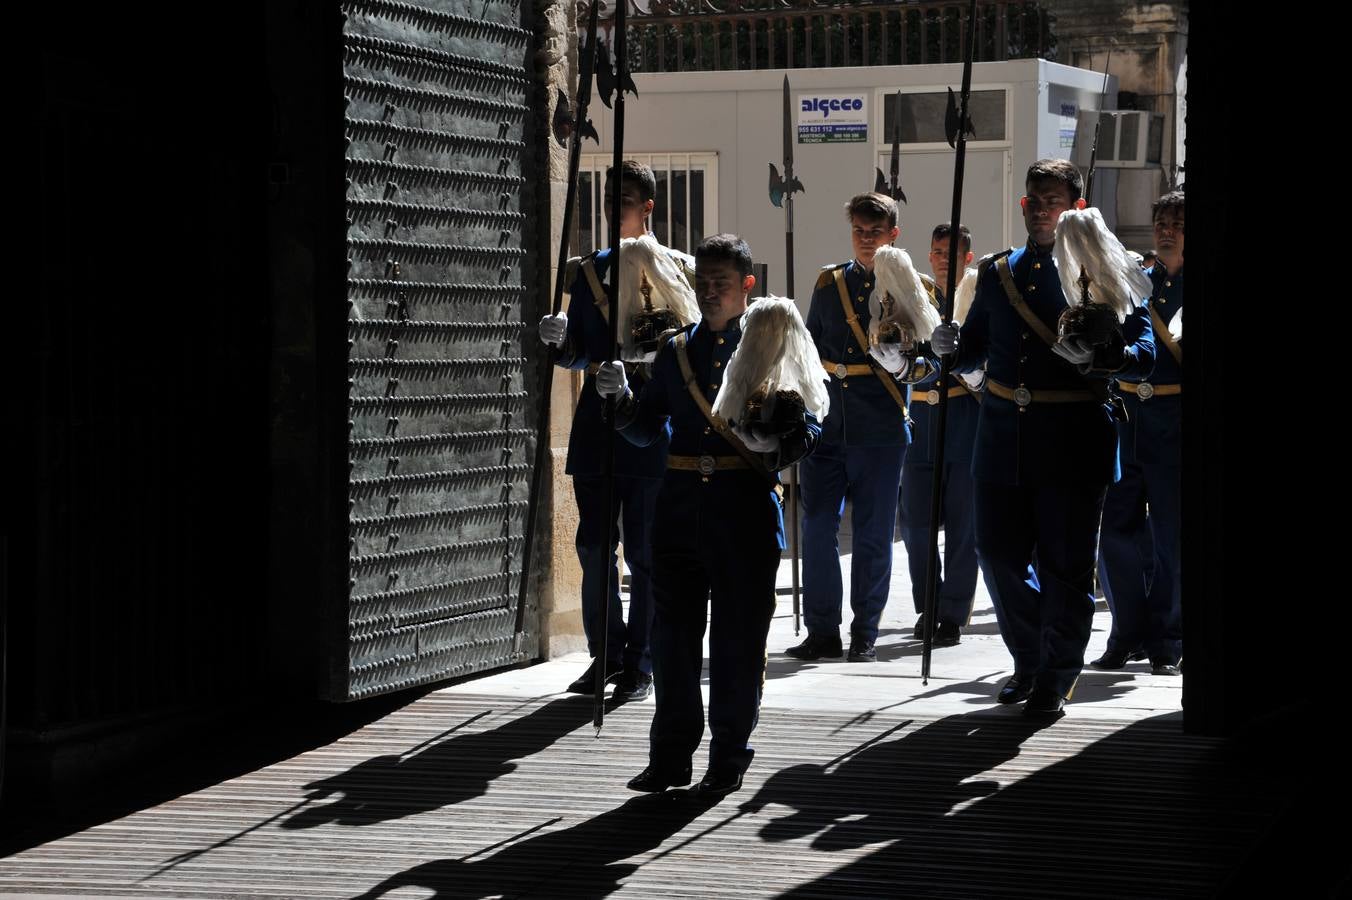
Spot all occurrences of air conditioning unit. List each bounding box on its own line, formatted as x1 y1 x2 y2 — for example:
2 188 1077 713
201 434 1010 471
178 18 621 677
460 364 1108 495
1072 110 1164 168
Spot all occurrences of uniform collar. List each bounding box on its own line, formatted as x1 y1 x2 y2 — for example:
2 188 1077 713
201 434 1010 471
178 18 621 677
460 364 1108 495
1151 264 1183 285
847 259 875 285
692 318 741 342
1024 238 1054 259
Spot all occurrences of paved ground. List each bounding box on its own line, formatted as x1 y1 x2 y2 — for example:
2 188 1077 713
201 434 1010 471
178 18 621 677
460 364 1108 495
486 525 1184 723
1 693 1248 899
0 531 1250 899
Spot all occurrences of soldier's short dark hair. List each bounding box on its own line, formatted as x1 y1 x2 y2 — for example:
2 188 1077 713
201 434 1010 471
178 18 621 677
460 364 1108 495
1151 190 1185 221
1025 158 1084 202
695 233 754 276
844 192 898 228
931 222 972 253
605 159 657 203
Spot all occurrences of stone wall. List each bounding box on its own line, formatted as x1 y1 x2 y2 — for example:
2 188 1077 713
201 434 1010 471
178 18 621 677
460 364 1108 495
1045 1 1187 248
534 0 588 659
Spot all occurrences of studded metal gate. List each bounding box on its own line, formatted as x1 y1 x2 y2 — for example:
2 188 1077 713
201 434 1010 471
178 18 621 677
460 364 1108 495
338 0 542 700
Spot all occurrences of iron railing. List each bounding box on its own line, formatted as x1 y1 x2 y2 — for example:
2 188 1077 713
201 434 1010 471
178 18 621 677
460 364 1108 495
588 1 1055 73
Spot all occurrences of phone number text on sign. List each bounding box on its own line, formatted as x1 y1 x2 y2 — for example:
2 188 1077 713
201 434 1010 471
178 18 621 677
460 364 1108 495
798 123 868 143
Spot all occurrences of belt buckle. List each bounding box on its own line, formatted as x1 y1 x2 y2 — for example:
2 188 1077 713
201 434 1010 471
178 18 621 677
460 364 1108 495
697 454 717 476
1013 386 1033 407
834 363 848 379
1136 382 1155 400
925 389 940 406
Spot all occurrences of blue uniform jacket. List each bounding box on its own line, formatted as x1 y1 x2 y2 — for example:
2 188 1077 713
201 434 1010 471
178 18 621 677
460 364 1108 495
951 241 1155 486
1116 266 1181 467
615 319 821 552
555 248 669 478
806 260 911 448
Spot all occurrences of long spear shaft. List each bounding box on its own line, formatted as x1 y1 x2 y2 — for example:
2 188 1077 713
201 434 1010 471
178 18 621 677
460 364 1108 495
921 0 978 685
1084 46 1113 207
515 1 602 646
595 1 628 733
782 75 803 637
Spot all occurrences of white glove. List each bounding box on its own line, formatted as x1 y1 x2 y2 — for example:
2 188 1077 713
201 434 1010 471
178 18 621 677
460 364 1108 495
1051 336 1095 366
732 422 781 453
594 360 628 397
959 370 986 391
538 312 568 347
931 322 960 355
868 342 909 376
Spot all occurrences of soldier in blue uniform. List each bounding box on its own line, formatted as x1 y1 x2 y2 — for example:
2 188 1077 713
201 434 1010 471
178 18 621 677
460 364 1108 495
1093 190 1184 675
786 192 913 663
596 234 820 797
539 161 688 703
930 159 1155 716
900 223 981 647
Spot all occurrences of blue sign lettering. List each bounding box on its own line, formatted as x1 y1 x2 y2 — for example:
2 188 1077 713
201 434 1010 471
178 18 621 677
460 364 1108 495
800 96 865 120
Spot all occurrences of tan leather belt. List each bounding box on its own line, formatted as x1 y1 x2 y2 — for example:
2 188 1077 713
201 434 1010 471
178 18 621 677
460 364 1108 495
586 361 640 376
667 454 751 475
820 358 873 379
917 385 970 405
987 379 1096 407
1117 380 1181 400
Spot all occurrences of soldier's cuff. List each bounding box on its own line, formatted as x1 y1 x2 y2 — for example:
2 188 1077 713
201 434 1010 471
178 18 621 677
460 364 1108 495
1084 344 1130 374
613 388 638 426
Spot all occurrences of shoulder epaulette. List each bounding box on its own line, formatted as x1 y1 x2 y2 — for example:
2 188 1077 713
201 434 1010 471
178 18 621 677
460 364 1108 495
563 254 585 288
918 271 939 304
658 322 696 359
976 248 1014 279
652 325 685 361
815 261 848 290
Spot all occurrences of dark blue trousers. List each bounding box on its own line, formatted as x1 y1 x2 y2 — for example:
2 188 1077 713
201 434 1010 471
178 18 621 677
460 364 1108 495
899 460 979 626
648 476 780 775
974 479 1106 697
1098 461 1182 665
799 443 906 643
573 474 660 675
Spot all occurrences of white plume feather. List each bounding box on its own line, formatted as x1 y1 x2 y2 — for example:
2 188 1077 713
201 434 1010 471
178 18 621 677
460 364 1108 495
711 296 830 424
871 245 942 340
615 235 700 361
1168 306 1182 342
1052 207 1153 322
953 266 978 325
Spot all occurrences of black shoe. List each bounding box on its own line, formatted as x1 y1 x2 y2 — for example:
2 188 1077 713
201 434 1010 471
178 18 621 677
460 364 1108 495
932 621 961 647
912 613 928 639
1128 648 1149 662
567 658 623 695
1150 661 1181 676
695 768 744 798
847 637 876 662
1023 685 1066 717
785 632 843 660
997 674 1035 705
611 670 654 701
627 764 693 793
1090 649 1131 670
